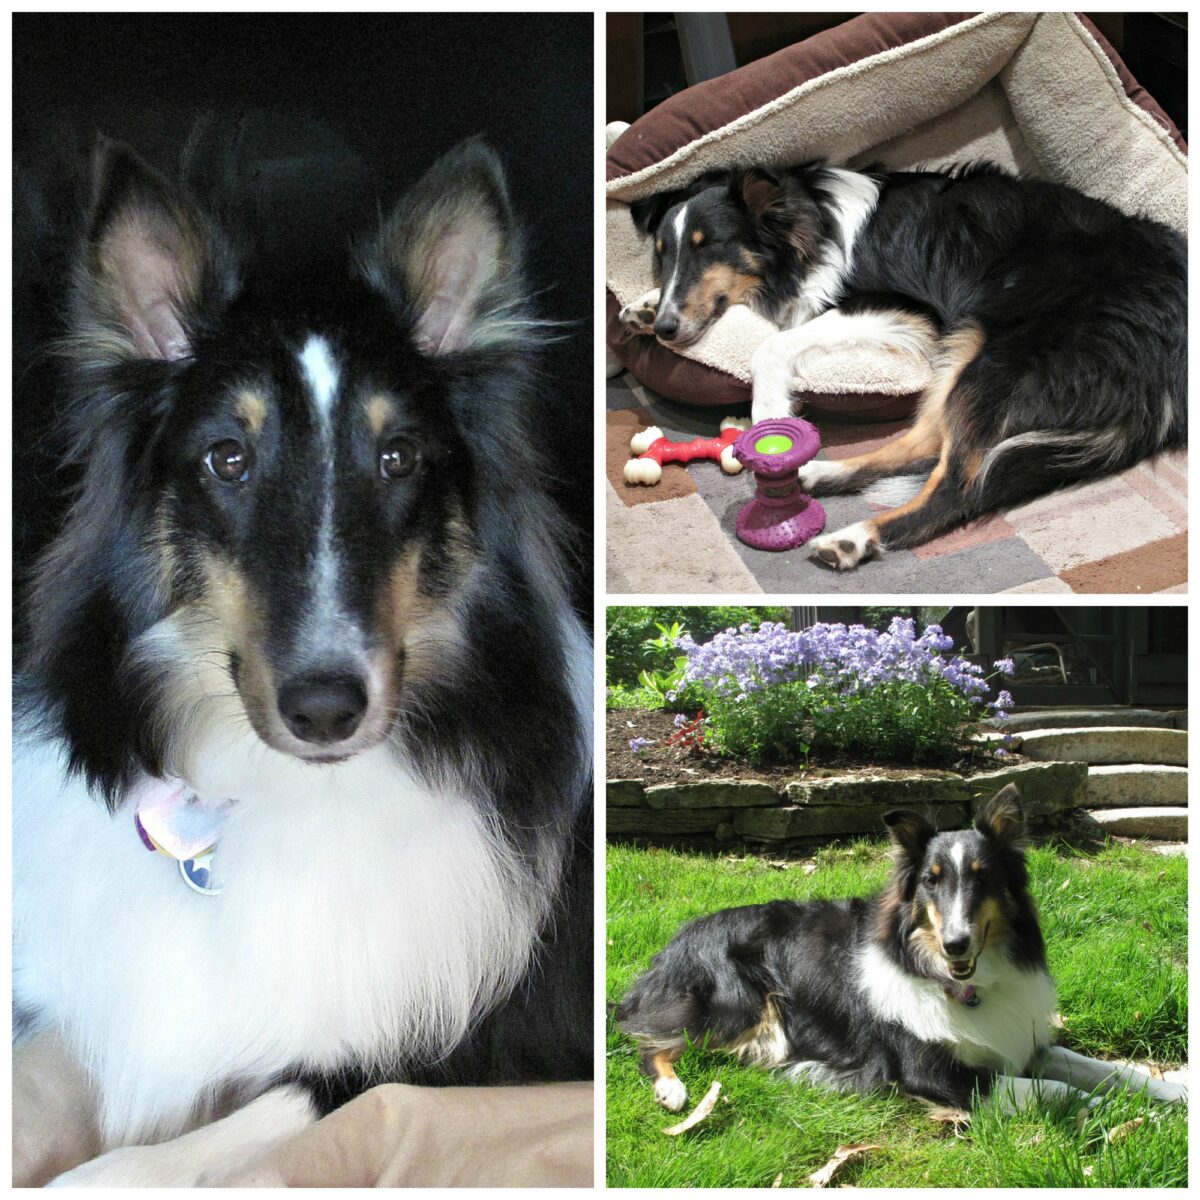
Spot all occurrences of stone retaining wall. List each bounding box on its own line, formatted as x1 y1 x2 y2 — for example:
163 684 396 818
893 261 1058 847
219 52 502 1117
607 761 1089 848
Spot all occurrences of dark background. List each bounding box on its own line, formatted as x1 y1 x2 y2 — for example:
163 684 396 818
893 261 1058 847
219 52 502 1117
13 13 593 609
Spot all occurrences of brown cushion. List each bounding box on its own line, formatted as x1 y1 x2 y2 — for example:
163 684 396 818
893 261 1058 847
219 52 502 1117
607 13 976 183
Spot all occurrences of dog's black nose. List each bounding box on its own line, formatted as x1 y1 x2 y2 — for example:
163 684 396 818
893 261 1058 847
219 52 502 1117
942 935 971 958
655 312 680 340
279 673 369 744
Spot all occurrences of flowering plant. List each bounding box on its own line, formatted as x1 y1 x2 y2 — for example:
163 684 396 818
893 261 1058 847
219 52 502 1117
679 618 1012 764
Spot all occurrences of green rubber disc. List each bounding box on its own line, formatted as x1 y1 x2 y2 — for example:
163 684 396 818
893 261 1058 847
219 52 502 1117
754 434 793 455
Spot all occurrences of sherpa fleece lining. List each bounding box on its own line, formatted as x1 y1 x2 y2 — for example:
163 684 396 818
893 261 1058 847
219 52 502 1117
605 11 1186 409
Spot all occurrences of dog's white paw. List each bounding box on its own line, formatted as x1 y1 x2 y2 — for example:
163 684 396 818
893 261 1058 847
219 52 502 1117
809 522 881 571
797 459 849 496
620 289 660 336
654 1076 688 1112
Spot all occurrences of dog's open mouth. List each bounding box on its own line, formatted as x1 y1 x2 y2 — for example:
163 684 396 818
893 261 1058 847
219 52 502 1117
948 958 975 980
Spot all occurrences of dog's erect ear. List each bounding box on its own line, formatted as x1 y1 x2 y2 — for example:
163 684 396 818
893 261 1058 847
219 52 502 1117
882 809 936 861
370 139 524 357
975 785 1026 846
71 138 219 363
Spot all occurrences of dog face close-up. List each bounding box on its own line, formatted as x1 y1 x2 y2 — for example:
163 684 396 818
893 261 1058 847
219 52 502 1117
629 167 842 346
34 135 548 777
886 787 1029 984
632 178 765 346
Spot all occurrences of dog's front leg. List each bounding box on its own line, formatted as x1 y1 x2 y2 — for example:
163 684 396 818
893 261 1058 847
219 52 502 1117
986 1074 1091 1113
749 310 871 423
46 1086 317 1187
1038 1044 1188 1104
749 321 828 423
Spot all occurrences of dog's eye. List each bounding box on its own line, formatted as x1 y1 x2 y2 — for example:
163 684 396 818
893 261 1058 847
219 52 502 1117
204 439 251 484
380 437 420 480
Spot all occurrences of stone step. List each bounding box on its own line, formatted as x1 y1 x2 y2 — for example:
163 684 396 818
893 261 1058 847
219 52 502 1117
980 708 1183 732
1086 764 1188 808
1018 727 1187 766
1083 807 1188 839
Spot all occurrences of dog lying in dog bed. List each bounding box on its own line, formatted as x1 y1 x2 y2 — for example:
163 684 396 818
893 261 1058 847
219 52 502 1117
606 11 1186 423
605 12 1186 569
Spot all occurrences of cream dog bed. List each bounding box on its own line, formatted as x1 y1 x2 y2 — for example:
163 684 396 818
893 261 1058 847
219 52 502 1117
605 11 1186 416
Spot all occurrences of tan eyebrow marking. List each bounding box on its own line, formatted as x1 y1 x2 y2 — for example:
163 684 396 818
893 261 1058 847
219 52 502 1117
365 394 396 436
235 390 267 436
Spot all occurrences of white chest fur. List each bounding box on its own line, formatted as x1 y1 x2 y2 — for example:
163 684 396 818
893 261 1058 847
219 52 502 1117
13 728 541 1145
856 942 1056 1074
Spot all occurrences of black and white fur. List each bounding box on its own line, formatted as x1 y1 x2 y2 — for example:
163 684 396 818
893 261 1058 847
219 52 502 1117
622 162 1186 569
14 131 592 1185
616 787 1186 1115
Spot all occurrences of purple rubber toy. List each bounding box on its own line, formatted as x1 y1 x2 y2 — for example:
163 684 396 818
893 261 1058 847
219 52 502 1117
732 418 826 551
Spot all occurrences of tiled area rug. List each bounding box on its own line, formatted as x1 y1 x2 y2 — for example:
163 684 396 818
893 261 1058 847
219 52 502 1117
607 373 1187 595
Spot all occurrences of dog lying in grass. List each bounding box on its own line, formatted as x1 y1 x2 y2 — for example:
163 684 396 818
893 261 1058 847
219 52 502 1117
616 787 1187 1114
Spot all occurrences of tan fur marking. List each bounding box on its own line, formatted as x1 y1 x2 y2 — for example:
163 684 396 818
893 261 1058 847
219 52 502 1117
197 551 276 729
383 515 476 688
867 454 948 536
726 996 789 1067
683 264 759 320
978 896 1010 950
365 394 396 437
911 922 942 963
651 1047 681 1084
827 321 982 482
235 391 268 436
150 497 178 603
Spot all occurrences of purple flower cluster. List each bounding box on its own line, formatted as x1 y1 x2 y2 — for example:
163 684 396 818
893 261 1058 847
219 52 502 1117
681 617 1002 706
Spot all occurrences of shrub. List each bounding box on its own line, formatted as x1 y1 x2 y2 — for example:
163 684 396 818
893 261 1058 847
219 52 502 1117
605 606 789 685
681 617 1012 764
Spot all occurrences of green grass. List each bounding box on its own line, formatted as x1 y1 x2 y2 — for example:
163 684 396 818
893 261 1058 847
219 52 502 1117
606 838 1187 1188
607 684 665 710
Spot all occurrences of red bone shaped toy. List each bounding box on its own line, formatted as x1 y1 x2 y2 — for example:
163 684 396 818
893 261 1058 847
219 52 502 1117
624 417 751 486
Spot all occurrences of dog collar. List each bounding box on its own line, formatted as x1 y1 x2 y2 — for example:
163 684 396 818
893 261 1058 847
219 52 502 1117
132 776 231 896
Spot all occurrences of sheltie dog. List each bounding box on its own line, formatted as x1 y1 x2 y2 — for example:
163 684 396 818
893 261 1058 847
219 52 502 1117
621 161 1186 569
13 131 592 1185
616 787 1186 1114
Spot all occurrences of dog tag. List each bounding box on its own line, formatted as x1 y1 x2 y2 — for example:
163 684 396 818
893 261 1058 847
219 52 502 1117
133 776 229 896
180 850 221 896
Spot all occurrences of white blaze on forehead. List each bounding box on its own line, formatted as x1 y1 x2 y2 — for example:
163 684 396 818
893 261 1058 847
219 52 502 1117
298 335 340 418
946 841 969 937
672 201 689 244
660 201 691 308
295 333 360 662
